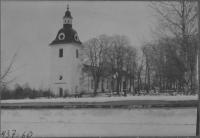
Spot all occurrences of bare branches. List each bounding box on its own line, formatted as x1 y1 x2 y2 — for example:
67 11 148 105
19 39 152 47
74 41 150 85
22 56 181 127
81 34 139 95
1 48 19 80
81 34 111 95
148 1 198 94
1 47 25 85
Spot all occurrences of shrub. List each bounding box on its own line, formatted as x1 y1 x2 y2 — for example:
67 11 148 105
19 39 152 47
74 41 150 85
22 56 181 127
64 89 70 98
1 89 12 100
29 89 39 99
80 90 87 95
15 85 24 99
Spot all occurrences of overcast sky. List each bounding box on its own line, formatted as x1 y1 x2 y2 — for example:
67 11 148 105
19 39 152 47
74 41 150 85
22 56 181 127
2 1 155 89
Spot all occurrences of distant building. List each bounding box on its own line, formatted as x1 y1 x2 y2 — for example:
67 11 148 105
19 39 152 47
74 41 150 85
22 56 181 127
49 6 132 97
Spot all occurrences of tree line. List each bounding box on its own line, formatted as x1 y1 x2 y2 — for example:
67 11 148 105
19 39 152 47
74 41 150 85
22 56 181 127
81 1 198 96
81 34 139 96
145 1 198 94
1 83 54 100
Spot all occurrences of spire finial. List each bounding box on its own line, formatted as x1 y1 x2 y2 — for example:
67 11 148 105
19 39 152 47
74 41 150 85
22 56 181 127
67 5 69 11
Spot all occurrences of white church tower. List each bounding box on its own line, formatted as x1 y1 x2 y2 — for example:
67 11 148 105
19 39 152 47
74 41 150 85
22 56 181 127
49 5 83 97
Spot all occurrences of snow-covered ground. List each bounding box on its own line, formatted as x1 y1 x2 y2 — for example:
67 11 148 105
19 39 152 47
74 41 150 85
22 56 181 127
1 95 197 104
1 108 196 137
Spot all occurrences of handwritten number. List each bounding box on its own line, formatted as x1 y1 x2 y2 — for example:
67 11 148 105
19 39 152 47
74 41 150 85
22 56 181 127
12 130 16 138
1 131 6 138
1 130 32 138
22 131 26 138
27 131 33 138
5 130 10 138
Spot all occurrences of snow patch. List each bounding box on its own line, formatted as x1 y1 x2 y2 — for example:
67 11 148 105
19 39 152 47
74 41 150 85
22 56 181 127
1 95 197 104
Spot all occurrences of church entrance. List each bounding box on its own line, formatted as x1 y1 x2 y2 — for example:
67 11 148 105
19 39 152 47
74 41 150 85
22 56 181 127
58 87 63 97
75 86 78 93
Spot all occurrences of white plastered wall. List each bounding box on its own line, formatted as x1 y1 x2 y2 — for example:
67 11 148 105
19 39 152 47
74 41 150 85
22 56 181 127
50 43 82 96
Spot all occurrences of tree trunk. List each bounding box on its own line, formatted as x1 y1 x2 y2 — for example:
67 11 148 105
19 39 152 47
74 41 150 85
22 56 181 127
132 77 135 92
129 77 132 92
137 75 140 95
162 76 165 92
132 77 135 96
111 76 114 92
119 78 122 92
147 66 150 93
139 77 142 95
170 80 172 90
144 71 147 92
94 86 98 96
159 74 162 93
116 77 120 95
173 81 176 92
93 78 99 96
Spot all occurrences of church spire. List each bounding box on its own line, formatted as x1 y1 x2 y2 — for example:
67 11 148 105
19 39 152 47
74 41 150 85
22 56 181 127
63 5 73 28
49 5 82 46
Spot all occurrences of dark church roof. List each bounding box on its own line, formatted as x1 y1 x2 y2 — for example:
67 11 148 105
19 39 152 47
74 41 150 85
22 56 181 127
49 5 82 46
63 5 73 19
63 10 73 19
49 28 82 45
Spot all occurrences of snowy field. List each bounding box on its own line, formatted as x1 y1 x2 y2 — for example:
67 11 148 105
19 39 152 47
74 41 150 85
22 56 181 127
1 95 198 136
1 108 197 137
1 95 197 104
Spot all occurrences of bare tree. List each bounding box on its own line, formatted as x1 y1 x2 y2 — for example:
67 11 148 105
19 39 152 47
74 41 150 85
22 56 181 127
149 1 198 94
141 44 153 93
81 34 110 96
108 35 131 94
135 51 146 95
124 45 138 93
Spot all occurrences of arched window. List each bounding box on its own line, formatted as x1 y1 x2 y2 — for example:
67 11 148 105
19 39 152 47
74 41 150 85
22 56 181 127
59 49 63 57
76 49 78 58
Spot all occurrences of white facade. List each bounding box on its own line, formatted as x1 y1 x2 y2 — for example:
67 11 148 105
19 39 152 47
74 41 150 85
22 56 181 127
50 43 82 96
81 75 133 94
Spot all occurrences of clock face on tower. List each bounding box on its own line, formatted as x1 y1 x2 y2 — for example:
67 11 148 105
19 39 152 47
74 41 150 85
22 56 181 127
58 33 65 40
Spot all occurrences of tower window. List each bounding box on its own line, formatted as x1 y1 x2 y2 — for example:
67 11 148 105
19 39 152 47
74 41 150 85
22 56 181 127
59 49 63 57
59 75 63 80
76 49 78 58
58 33 65 40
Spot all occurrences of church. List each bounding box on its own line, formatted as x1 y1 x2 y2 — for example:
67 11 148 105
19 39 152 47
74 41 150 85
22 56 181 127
49 6 131 97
